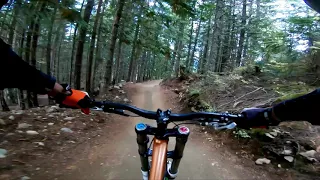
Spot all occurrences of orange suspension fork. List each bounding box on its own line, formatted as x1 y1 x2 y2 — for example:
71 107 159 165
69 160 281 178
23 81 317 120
149 138 168 180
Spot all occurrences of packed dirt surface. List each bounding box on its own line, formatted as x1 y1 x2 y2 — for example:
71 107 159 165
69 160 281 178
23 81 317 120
1 80 293 180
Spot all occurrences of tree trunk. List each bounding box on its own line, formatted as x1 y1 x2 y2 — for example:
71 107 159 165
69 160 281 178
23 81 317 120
19 89 25 110
18 29 26 110
69 25 77 85
46 3 57 76
151 54 156 79
69 23 78 84
249 0 260 61
70 0 85 86
185 20 194 70
31 34 39 107
86 0 103 93
30 3 45 107
220 1 233 72
25 19 34 108
143 52 150 81
132 45 142 82
0 91 10 111
51 23 63 78
56 33 63 82
8 0 21 45
127 17 140 82
93 1 107 90
115 31 123 83
229 0 237 69
105 0 125 85
74 0 94 89
243 0 253 63
54 24 66 81
175 22 185 77
209 0 224 72
256 0 261 20
200 18 211 74
236 0 247 67
146 53 152 80
189 13 202 70
0 2 12 35
197 45 204 72
138 51 147 82
172 36 179 75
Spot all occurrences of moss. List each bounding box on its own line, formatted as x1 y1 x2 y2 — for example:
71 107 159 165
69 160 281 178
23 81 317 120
249 128 268 136
294 159 320 176
189 89 200 97
233 65 259 76
272 92 309 104
248 128 269 141
198 100 214 112
187 89 214 112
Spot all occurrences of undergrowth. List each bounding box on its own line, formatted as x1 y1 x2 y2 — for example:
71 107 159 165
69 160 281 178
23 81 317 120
163 60 320 179
185 62 317 113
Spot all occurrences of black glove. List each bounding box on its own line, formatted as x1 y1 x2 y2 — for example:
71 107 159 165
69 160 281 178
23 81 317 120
239 108 280 129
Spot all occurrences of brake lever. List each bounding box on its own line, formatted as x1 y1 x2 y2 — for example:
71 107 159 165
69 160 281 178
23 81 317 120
91 106 139 117
201 121 237 130
104 108 130 116
214 122 237 130
91 107 103 111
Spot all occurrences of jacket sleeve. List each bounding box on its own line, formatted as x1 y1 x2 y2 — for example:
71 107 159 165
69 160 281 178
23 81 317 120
0 38 56 94
272 88 320 125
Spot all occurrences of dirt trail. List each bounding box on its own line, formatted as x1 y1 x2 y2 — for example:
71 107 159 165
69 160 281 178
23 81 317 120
58 80 275 180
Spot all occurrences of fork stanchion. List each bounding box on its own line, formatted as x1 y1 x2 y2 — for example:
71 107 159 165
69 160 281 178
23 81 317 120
135 123 150 176
168 126 190 177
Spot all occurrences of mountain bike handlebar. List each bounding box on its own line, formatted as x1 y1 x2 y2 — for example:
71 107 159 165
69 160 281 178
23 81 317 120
90 100 243 179
90 101 244 129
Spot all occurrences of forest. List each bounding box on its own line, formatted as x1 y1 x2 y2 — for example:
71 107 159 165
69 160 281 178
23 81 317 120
1 1 320 178
0 0 319 110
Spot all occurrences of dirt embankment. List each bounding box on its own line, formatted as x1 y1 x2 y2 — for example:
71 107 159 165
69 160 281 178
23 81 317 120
161 74 320 179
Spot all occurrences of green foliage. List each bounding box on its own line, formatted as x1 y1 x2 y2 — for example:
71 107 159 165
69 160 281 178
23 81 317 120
59 7 81 22
288 16 314 34
273 92 309 105
249 128 268 138
1 0 320 102
161 0 195 18
188 89 200 97
233 129 251 139
187 88 214 112
233 65 259 76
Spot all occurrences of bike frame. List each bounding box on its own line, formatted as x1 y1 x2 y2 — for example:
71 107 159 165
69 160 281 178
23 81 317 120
135 109 190 180
150 139 168 180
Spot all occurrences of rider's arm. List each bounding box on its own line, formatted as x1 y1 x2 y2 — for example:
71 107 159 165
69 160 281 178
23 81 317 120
0 39 91 113
241 89 320 128
0 38 59 94
270 88 320 125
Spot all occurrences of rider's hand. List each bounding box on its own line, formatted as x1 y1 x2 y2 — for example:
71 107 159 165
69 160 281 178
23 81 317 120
239 108 279 129
53 84 92 114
